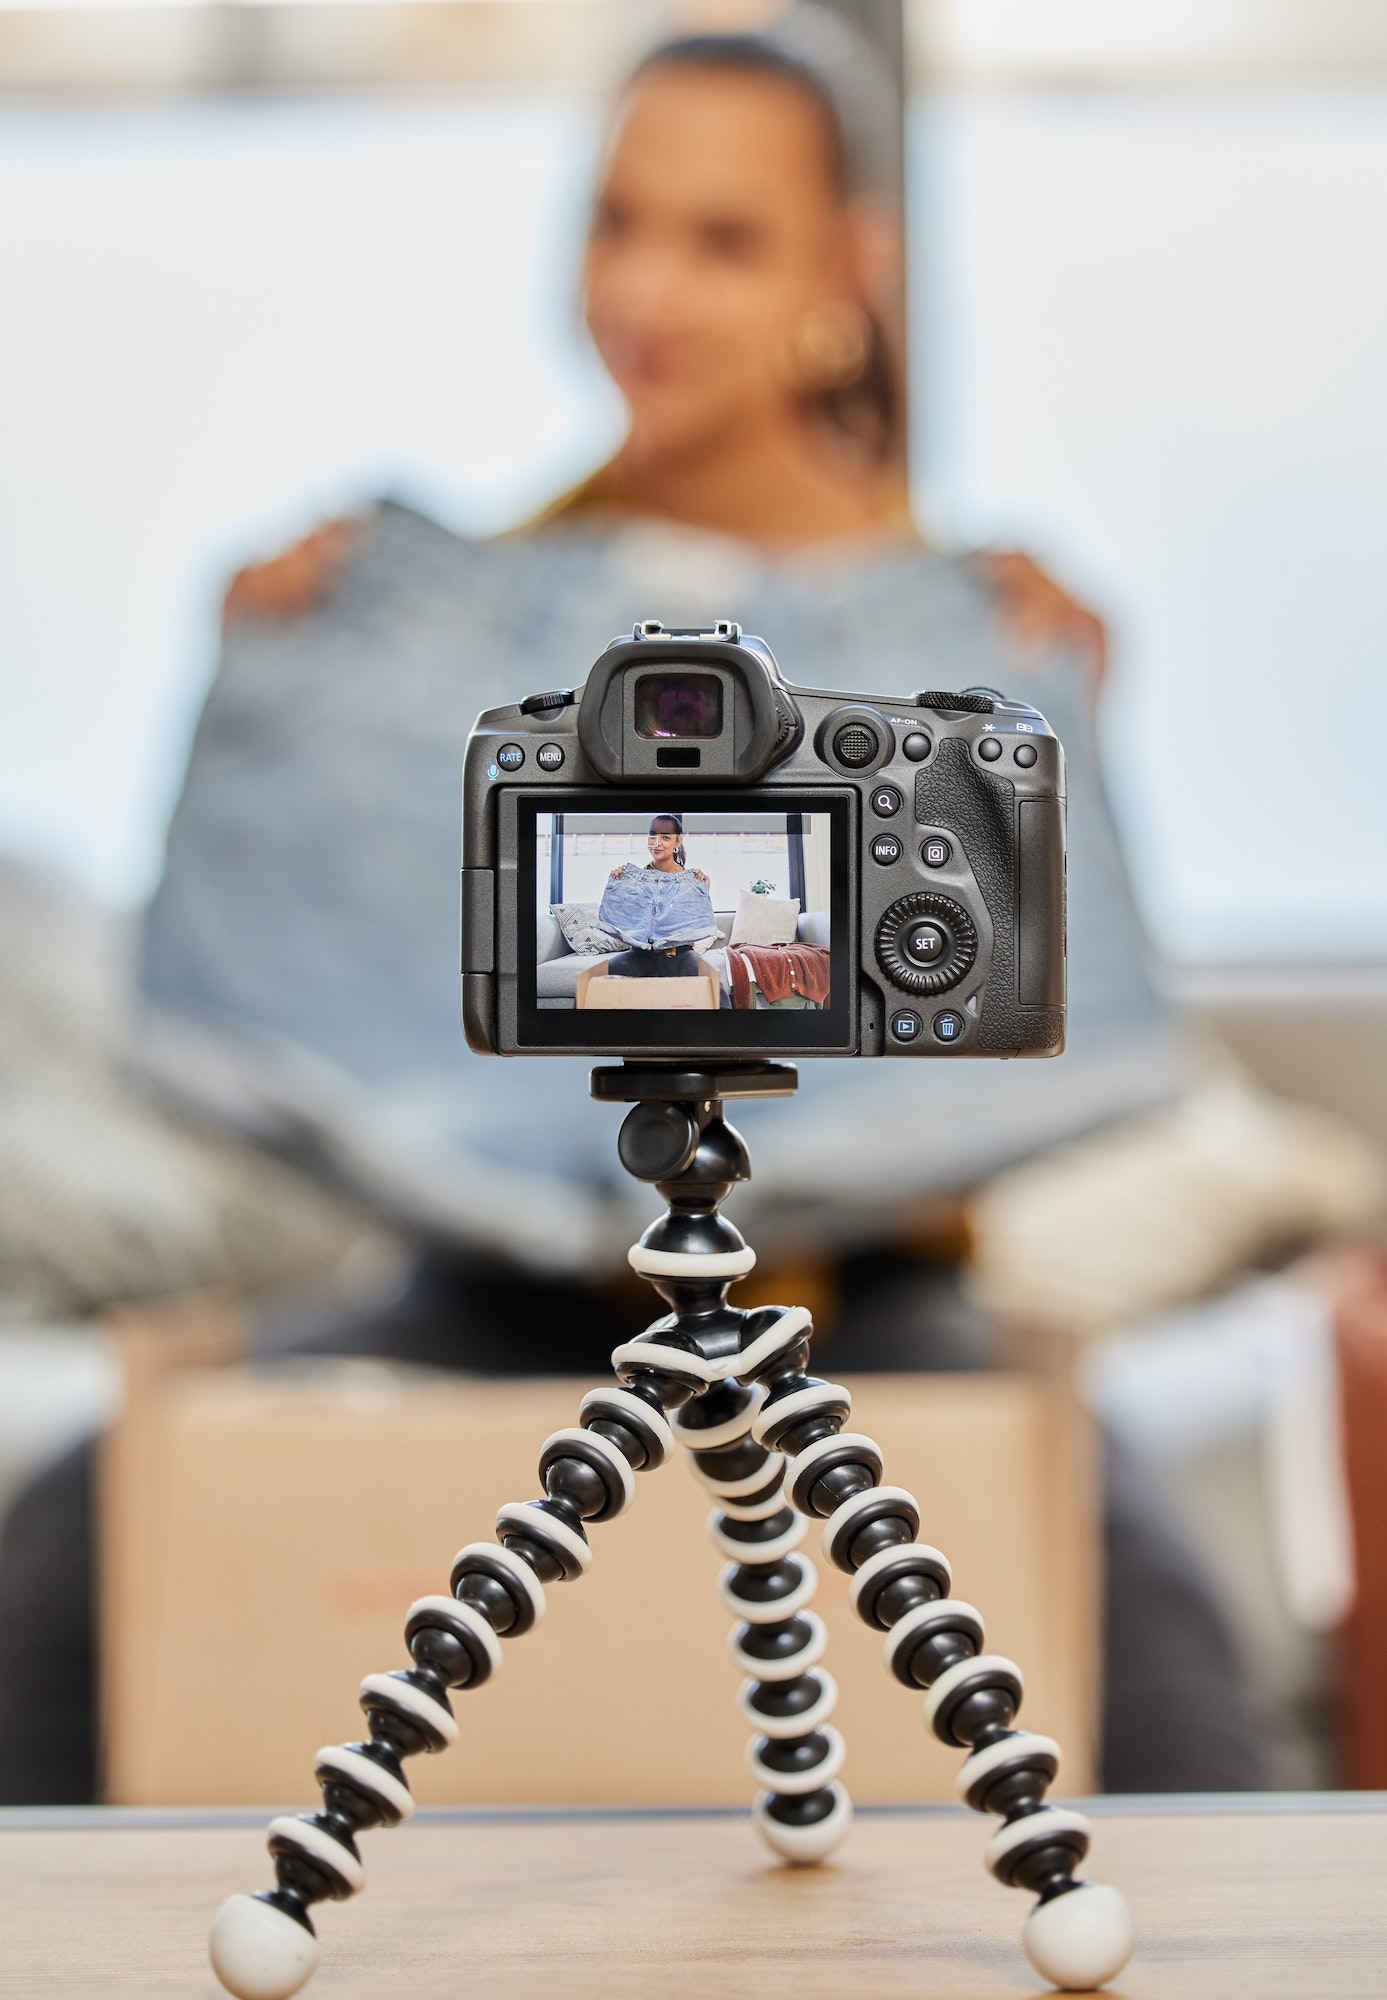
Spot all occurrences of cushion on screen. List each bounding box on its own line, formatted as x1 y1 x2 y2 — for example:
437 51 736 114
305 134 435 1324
729 891 800 947
550 903 625 956
536 910 565 963
797 909 831 948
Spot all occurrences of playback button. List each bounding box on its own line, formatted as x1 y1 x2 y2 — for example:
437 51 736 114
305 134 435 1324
890 1010 923 1043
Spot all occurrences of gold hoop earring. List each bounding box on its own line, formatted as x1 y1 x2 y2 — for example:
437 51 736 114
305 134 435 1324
789 300 872 391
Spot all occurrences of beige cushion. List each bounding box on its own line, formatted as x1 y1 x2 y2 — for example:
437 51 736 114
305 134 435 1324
729 890 799 948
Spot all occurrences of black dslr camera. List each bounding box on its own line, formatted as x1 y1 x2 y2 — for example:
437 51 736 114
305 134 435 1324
461 620 1065 1059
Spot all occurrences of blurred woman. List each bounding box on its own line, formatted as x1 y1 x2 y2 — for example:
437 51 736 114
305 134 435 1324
0 11 1235 1807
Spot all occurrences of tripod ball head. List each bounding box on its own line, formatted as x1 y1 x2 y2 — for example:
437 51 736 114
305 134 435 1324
617 1102 701 1181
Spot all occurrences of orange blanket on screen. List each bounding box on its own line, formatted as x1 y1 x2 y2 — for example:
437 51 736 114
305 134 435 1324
727 943 831 1011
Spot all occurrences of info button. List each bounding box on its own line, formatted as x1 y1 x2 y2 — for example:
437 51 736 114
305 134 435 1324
871 834 903 866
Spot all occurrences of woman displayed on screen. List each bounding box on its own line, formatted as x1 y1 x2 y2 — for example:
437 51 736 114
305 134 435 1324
598 815 717 981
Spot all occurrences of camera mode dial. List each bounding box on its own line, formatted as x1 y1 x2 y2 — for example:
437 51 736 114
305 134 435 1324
875 892 978 996
518 687 575 716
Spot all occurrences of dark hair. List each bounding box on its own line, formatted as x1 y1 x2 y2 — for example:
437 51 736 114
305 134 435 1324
629 12 901 461
648 814 687 869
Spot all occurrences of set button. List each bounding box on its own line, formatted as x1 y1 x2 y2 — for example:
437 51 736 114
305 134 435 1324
890 1010 922 1043
495 743 525 771
904 921 947 965
932 1010 966 1043
871 834 903 866
921 836 951 870
536 742 565 772
870 784 903 818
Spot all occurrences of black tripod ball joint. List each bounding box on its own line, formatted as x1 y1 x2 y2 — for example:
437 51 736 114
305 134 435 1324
209 1064 1132 2000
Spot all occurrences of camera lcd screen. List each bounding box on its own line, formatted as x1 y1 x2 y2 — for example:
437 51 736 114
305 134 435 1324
633 673 724 740
516 795 853 1051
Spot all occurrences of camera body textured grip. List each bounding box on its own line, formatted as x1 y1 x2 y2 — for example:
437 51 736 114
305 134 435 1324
915 741 1064 1055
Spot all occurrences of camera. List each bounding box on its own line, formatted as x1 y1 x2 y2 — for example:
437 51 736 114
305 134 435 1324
461 620 1065 1059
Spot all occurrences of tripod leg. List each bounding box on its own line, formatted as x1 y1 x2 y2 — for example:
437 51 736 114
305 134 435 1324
742 1322 1133 1994
208 1357 696 2000
675 1378 851 1867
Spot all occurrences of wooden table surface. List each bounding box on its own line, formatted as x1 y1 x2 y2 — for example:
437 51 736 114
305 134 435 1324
2 1798 1384 1999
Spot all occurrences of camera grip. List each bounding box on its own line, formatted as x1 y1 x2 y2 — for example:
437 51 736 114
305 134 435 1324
914 742 1064 1054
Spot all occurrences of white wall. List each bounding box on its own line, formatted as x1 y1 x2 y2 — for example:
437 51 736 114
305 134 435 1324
912 87 1387 960
0 98 618 903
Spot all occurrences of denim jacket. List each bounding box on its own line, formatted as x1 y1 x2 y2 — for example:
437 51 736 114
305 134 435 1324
598 865 716 949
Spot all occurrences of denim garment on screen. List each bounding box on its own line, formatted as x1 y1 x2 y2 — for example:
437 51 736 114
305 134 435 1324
598 867 715 949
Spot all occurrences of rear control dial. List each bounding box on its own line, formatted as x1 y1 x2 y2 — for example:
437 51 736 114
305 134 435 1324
875 892 978 996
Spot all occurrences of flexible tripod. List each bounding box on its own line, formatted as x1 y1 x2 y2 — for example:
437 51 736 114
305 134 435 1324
209 1061 1132 1998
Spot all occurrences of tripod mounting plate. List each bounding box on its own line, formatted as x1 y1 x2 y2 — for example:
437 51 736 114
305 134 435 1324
590 1061 798 1104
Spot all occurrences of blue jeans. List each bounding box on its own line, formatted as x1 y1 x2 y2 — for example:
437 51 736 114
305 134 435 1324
598 866 716 949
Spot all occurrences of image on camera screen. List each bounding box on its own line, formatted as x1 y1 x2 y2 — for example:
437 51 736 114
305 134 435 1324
535 809 834 1014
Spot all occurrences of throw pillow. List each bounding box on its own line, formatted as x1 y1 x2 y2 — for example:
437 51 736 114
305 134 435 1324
728 890 800 948
551 902 626 956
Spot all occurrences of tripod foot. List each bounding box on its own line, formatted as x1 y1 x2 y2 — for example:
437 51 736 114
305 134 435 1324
210 1893 319 2000
753 1779 853 1865
1023 1884 1133 1991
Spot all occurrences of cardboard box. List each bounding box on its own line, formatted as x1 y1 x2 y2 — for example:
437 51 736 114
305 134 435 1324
100 1310 1097 1806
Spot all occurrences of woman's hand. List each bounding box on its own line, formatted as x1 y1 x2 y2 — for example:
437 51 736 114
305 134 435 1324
609 866 624 879
692 868 710 885
979 550 1108 689
222 516 365 632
